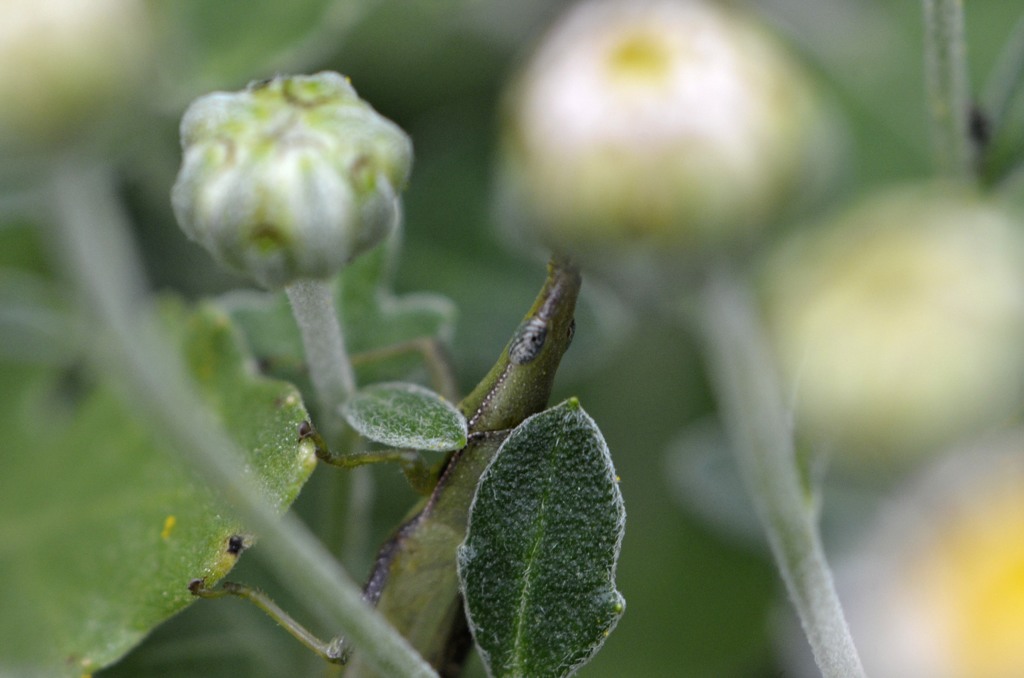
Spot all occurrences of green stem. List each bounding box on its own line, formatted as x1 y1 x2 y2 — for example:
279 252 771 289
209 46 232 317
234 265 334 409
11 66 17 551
284 276 380 570
982 13 1024 133
342 465 375 571
191 580 347 663
351 337 459 402
922 0 974 178
694 267 865 678
49 155 436 678
286 278 356 442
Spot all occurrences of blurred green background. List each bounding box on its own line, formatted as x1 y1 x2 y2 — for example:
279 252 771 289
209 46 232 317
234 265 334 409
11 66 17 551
3 0 1023 676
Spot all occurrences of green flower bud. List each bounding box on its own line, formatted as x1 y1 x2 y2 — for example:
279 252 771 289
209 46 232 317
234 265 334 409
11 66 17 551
172 72 412 289
501 0 838 264
0 0 153 147
763 187 1024 463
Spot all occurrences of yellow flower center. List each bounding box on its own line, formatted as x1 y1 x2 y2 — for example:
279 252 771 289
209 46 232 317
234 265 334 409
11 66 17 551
911 473 1024 677
605 31 673 84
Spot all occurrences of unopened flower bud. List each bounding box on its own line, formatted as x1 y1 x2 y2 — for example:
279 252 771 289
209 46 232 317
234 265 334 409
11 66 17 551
0 0 153 146
763 187 1024 462
172 72 412 289
501 0 837 264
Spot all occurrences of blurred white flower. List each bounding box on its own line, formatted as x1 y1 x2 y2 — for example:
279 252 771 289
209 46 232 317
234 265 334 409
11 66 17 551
832 438 1024 678
500 0 838 266
0 0 153 146
763 187 1024 463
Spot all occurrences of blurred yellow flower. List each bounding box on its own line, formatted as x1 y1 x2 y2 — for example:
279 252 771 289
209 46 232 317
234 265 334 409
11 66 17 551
764 187 1024 462
836 442 1024 678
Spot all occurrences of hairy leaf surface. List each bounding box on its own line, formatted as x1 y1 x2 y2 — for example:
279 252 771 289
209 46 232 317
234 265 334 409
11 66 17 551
342 381 467 451
0 301 316 676
458 398 626 677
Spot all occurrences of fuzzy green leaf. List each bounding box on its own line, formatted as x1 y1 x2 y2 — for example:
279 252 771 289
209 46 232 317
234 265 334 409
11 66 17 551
342 381 467 451
458 398 626 678
0 300 316 677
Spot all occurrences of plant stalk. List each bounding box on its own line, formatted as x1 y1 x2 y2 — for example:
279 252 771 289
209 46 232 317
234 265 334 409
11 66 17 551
50 155 436 678
286 277 356 442
922 0 974 178
982 13 1024 135
694 266 865 678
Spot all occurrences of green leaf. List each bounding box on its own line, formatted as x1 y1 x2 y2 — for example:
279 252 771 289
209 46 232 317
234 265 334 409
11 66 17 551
341 381 467 451
0 300 316 677
0 269 74 364
222 237 456 393
457 398 626 678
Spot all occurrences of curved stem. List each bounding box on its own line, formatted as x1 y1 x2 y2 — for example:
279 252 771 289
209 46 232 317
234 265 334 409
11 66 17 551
922 0 974 179
342 465 375 571
286 278 356 442
351 337 459 403
694 266 865 678
49 155 435 678
981 13 1024 133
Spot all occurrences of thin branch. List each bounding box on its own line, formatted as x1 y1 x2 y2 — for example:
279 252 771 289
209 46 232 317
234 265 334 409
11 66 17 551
982 13 1024 134
694 266 865 678
351 337 460 403
922 0 974 178
286 278 356 442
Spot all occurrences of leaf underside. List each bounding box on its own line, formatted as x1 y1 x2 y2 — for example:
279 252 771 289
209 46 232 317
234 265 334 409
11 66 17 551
458 398 626 678
342 381 467 451
0 300 316 677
